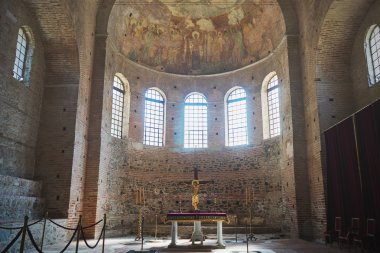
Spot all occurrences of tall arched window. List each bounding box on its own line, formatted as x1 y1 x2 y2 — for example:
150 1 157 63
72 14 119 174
226 87 248 146
144 88 165 146
111 76 125 139
365 24 380 86
13 27 28 81
267 75 280 137
184 93 208 148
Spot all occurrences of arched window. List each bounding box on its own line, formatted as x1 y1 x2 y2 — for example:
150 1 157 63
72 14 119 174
262 72 281 139
143 88 165 146
226 87 248 146
365 24 380 86
184 93 208 148
13 27 28 81
267 75 280 137
111 76 125 139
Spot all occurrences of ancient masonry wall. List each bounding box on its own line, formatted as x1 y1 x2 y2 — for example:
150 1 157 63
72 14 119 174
0 0 46 222
0 0 45 179
93 36 297 237
295 0 380 241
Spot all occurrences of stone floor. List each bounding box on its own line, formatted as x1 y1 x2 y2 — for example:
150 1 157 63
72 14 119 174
24 234 362 253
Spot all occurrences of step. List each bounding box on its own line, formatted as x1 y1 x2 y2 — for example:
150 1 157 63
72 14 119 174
0 218 67 253
0 175 42 197
132 225 281 237
0 196 45 221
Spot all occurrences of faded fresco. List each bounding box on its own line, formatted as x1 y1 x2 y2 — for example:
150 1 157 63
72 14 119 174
110 0 285 75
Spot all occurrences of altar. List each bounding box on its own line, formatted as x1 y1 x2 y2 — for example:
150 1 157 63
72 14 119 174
165 212 229 248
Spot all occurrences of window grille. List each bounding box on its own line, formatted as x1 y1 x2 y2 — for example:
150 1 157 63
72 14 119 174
111 76 125 138
144 88 165 146
226 87 248 146
184 93 208 148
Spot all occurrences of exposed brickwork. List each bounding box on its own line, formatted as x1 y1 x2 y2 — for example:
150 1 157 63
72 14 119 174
94 37 295 237
24 0 80 219
294 0 380 241
0 0 45 180
73 0 117 238
0 0 46 223
1 0 380 243
65 0 101 233
351 1 380 109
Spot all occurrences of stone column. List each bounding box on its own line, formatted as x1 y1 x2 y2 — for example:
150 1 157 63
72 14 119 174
169 221 178 247
192 221 203 245
216 220 225 247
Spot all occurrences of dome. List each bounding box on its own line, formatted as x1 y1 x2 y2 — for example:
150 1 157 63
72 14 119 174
109 0 285 75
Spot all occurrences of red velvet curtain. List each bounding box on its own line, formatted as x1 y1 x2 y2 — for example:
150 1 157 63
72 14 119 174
325 118 363 234
325 126 345 232
355 99 380 246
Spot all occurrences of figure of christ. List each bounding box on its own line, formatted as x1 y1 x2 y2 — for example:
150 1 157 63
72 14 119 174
192 179 200 211
190 165 213 212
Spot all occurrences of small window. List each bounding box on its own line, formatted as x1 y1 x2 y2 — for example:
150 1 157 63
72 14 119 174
184 93 208 148
262 72 281 139
144 88 165 146
365 25 380 86
267 75 280 137
13 28 28 81
111 76 125 139
226 87 248 146
12 26 34 86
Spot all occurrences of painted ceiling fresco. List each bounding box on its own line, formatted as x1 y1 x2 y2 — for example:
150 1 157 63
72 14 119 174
110 0 285 75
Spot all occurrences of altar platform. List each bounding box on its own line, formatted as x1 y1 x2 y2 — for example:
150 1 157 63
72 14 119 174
165 212 229 248
166 212 229 223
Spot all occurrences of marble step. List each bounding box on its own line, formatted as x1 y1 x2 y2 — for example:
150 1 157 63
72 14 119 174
0 218 67 253
0 195 45 221
112 224 281 238
0 175 42 197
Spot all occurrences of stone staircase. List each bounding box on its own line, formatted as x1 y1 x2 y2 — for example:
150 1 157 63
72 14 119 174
126 224 281 238
0 175 45 221
0 175 60 252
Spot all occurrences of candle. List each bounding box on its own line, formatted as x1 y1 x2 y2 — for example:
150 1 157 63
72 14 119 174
139 188 142 205
245 187 248 206
143 187 145 206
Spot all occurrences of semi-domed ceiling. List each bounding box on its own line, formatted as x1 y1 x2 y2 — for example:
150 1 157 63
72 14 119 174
109 0 285 75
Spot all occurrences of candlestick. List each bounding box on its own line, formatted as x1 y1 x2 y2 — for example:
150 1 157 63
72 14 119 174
245 187 248 206
143 187 145 206
138 188 141 205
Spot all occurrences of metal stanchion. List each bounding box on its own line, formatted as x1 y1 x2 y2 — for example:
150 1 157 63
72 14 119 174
235 216 238 243
75 215 82 253
245 224 249 253
40 212 48 250
155 214 158 240
19 216 29 253
141 216 144 250
102 214 106 253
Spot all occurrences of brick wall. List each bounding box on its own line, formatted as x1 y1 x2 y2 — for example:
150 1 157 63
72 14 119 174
4 0 378 243
65 0 100 231
295 0 379 241
94 36 296 237
351 1 380 109
28 0 80 218
0 0 45 179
